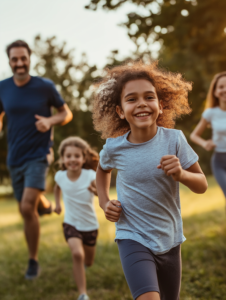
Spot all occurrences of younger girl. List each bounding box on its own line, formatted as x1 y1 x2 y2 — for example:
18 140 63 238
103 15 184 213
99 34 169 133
190 72 226 210
54 137 99 300
93 61 208 300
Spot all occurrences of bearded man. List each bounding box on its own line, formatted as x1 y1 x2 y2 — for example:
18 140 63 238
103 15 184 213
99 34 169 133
0 40 73 279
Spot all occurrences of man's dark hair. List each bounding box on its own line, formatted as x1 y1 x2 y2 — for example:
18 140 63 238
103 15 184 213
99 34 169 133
6 40 32 57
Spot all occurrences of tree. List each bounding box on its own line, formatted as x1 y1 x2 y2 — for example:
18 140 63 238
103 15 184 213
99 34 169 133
33 35 105 163
0 35 130 183
86 0 226 174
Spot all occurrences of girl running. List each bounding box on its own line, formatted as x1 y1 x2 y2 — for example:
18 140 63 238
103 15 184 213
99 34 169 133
190 72 226 211
54 137 99 300
93 61 208 300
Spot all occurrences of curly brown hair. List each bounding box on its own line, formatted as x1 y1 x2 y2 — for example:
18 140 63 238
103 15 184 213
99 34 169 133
92 60 192 139
58 137 99 171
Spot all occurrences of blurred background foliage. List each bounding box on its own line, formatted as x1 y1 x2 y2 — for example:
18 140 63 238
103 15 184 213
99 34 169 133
1 0 226 184
86 0 226 174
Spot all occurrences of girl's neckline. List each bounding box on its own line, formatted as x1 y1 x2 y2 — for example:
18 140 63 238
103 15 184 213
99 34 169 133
217 106 226 112
66 169 83 183
124 126 159 145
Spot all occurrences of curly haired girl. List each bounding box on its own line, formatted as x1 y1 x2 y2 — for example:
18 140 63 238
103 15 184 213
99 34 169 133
54 137 99 300
93 60 208 300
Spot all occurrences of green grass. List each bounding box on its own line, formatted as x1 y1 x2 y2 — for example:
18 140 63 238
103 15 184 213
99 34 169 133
0 177 226 300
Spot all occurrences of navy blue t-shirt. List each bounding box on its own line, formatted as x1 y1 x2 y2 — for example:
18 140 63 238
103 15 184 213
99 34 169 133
0 76 65 166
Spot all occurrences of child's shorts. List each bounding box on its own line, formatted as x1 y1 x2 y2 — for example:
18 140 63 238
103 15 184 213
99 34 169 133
63 223 98 246
117 239 181 300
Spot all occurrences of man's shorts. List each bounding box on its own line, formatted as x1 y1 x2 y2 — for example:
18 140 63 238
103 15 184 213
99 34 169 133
8 157 49 202
63 223 98 246
117 239 181 300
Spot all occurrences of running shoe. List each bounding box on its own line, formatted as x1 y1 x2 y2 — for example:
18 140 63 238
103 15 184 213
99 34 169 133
38 201 52 216
25 259 40 279
77 294 90 300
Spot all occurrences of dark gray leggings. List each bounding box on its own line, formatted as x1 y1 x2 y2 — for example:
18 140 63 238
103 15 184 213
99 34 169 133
211 152 226 199
117 239 181 300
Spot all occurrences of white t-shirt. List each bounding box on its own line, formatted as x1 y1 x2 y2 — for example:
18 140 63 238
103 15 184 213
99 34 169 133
202 107 226 153
54 169 99 231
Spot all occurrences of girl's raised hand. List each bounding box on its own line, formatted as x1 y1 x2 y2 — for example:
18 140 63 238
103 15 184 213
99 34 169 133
54 204 62 215
157 155 183 182
104 200 122 222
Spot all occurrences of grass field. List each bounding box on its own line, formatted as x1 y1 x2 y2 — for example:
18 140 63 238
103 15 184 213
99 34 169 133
0 176 226 300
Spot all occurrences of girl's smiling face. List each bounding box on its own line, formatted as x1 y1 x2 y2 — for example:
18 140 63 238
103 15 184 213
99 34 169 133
214 76 226 107
116 79 162 130
62 146 85 172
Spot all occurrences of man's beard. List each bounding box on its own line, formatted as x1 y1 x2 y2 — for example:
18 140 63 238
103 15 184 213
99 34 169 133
13 65 29 81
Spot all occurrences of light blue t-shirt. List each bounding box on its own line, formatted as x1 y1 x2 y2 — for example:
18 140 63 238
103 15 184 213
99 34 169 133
99 127 199 255
202 107 226 153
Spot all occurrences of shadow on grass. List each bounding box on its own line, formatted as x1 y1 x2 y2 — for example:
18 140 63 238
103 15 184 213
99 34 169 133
181 209 226 300
0 242 131 300
0 208 225 300
0 215 60 234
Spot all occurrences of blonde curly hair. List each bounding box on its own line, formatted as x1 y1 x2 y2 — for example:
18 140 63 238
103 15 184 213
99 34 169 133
92 60 192 139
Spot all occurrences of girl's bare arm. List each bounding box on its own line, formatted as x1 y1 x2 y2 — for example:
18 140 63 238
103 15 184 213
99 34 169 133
88 180 98 196
96 164 122 222
190 118 215 151
54 183 62 214
158 156 208 194
179 162 208 194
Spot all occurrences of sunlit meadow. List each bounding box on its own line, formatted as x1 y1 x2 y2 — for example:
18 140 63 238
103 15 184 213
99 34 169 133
0 176 225 300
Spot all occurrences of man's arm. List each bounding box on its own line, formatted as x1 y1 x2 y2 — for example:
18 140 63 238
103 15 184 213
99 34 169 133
35 104 73 133
0 111 5 132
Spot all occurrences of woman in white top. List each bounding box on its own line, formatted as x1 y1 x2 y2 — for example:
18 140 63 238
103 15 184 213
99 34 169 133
54 137 99 300
190 72 226 207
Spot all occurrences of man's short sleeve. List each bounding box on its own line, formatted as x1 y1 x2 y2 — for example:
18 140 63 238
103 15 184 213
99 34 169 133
202 108 212 123
176 131 199 170
99 142 115 170
48 81 65 108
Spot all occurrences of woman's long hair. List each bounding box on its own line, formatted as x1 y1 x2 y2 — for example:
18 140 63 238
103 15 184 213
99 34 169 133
205 71 226 109
57 136 99 171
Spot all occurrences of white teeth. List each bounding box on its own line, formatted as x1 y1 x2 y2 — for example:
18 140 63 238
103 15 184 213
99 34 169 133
136 113 150 117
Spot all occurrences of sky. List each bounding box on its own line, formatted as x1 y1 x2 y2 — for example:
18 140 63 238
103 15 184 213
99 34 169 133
0 0 139 79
